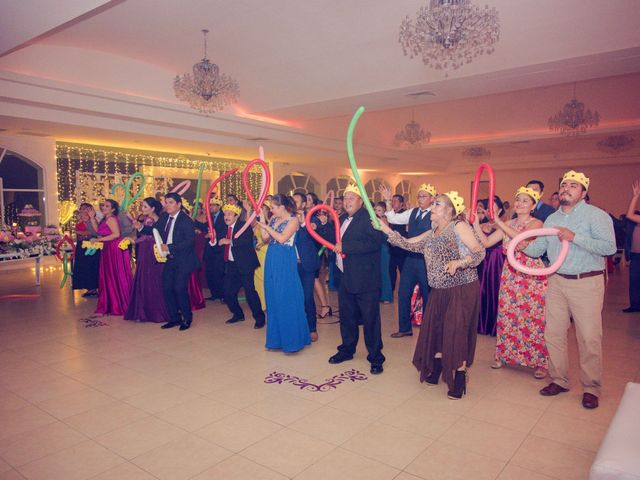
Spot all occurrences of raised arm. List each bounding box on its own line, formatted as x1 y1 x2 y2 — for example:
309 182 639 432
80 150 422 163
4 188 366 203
626 180 640 223
259 217 299 244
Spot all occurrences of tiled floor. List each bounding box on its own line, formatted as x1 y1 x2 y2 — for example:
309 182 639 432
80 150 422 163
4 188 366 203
0 263 638 480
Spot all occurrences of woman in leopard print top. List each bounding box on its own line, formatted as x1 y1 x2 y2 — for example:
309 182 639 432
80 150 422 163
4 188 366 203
380 192 485 399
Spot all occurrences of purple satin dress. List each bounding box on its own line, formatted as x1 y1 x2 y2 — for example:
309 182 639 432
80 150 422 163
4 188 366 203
188 230 206 311
124 218 170 323
477 238 505 336
95 218 133 316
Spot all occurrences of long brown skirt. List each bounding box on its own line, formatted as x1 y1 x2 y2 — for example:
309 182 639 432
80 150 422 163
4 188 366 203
412 280 480 390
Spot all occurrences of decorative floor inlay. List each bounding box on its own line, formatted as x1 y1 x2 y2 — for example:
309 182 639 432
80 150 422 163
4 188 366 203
79 316 109 328
264 369 367 392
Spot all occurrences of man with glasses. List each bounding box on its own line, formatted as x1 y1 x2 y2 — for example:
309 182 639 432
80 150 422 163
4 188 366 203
380 184 437 338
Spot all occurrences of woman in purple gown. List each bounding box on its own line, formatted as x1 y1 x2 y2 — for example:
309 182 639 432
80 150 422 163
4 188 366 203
188 204 207 311
475 197 505 336
95 199 133 316
125 198 169 323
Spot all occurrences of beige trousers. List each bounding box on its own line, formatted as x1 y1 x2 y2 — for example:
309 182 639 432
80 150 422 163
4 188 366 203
544 274 604 396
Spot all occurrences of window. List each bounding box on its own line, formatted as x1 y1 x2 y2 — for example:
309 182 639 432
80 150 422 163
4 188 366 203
326 176 354 196
395 180 416 206
364 178 390 203
0 149 46 227
277 172 319 196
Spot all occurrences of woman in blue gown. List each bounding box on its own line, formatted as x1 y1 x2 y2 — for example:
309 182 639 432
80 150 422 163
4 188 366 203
258 194 310 353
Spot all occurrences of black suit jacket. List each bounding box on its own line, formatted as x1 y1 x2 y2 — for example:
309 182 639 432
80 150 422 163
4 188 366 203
227 220 260 275
203 210 228 256
155 211 200 273
340 208 383 294
533 202 556 222
297 216 324 272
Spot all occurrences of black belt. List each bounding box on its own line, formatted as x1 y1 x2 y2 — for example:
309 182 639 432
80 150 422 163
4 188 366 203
557 270 604 280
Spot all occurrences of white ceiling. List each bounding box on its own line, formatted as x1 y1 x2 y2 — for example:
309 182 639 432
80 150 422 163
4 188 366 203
0 0 639 172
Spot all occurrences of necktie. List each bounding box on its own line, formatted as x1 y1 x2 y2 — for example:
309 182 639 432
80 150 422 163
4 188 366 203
336 217 353 272
164 216 174 242
224 226 232 261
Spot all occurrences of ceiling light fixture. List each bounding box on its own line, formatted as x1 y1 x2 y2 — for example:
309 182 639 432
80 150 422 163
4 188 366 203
597 135 634 154
395 109 431 148
399 0 500 72
548 84 600 136
174 29 239 114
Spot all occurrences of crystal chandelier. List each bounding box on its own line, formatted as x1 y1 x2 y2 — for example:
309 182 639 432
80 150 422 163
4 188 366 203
395 110 431 148
399 0 500 71
597 135 634 154
548 84 600 136
174 29 239 114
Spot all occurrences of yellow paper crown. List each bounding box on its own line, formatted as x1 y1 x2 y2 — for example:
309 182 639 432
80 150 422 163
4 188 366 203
443 191 465 216
515 186 540 205
562 170 590 191
222 204 242 215
418 183 437 197
211 198 223 206
343 184 362 198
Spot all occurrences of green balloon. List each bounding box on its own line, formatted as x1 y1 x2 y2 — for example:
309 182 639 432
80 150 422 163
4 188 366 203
347 106 380 229
123 172 146 212
191 162 206 220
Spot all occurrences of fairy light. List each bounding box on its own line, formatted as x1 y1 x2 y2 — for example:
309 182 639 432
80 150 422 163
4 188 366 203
55 142 263 220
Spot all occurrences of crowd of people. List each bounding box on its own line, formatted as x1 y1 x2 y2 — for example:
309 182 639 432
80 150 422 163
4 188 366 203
71 169 624 407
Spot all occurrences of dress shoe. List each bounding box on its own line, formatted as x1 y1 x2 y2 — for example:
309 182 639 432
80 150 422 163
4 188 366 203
225 317 245 324
328 353 353 364
370 365 383 375
179 322 191 331
623 307 640 313
254 321 265 329
161 321 181 329
582 392 599 409
539 382 569 396
390 331 413 338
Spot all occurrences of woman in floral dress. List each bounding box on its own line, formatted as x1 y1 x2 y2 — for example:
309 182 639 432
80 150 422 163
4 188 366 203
473 187 548 378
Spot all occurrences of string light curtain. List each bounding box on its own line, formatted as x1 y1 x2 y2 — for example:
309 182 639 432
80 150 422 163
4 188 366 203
56 143 263 222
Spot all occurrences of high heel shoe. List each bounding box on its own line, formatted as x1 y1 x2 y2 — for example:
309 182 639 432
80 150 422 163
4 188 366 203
317 306 333 319
425 358 442 386
447 370 467 400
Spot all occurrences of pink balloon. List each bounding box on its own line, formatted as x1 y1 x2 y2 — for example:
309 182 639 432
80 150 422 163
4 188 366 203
170 180 191 195
324 189 335 206
234 145 269 239
506 227 570 276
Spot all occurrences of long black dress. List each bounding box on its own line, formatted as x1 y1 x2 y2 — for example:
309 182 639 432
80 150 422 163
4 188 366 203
72 221 100 291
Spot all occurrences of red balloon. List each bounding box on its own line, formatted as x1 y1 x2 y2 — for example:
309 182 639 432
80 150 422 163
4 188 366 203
305 205 345 259
55 234 76 262
204 168 239 243
469 162 496 224
242 158 271 214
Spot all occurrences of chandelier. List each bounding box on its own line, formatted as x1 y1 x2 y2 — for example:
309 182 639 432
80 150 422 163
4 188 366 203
597 135 634 154
174 29 239 114
395 110 431 148
399 0 500 71
548 84 600 136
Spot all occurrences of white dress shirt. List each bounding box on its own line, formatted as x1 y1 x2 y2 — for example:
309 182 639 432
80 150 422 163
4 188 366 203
385 207 431 225
166 211 180 245
336 216 354 272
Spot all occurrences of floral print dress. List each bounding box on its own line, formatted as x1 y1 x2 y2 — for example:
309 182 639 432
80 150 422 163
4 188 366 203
495 220 548 369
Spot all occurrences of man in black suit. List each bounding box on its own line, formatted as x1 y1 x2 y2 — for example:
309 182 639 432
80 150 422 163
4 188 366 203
526 180 556 222
218 204 265 329
329 185 385 374
203 199 226 301
293 193 327 342
156 193 200 331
